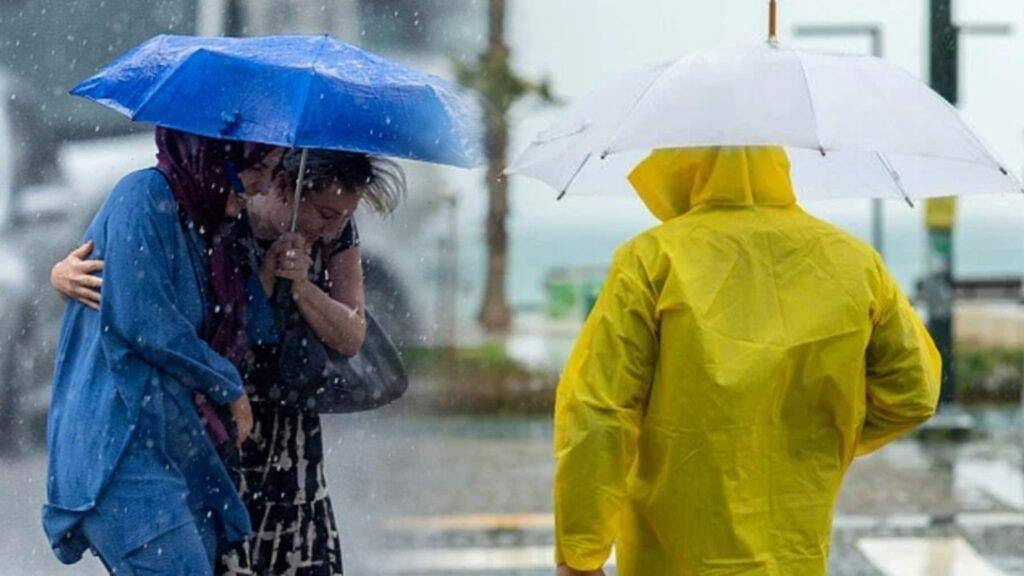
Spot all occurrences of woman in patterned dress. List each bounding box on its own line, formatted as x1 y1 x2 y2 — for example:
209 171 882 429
51 147 405 575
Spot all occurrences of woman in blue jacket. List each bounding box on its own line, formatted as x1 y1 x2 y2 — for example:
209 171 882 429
43 127 283 575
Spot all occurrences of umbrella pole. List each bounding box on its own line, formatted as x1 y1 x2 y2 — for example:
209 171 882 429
289 148 309 233
273 147 310 331
768 0 778 44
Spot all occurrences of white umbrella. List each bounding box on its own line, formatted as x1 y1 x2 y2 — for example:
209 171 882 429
509 42 1022 204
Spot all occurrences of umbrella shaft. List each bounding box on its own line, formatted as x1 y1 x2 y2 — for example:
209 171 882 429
290 148 309 233
769 0 778 42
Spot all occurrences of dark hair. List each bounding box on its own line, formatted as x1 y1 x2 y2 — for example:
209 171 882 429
281 148 405 215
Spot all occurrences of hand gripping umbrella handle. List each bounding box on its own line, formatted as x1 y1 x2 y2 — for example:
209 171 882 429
272 148 310 331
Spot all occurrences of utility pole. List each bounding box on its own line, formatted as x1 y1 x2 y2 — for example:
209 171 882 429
793 24 885 258
927 0 1013 414
927 0 958 410
436 186 460 349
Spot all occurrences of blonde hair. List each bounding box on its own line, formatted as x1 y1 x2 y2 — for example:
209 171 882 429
281 148 406 215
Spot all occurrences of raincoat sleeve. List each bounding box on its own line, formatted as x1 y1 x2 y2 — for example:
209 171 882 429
99 184 243 405
553 242 658 570
857 258 941 456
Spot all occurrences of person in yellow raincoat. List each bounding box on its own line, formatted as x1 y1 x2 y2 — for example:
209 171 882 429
554 147 941 576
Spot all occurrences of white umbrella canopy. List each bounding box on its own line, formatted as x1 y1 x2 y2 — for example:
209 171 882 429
509 42 1022 203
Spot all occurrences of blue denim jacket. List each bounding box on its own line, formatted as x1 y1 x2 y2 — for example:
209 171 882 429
42 169 250 563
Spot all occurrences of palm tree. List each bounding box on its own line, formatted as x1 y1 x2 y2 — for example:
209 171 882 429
456 0 556 332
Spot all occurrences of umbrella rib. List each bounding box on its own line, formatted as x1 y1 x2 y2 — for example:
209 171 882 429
424 83 475 167
127 35 181 123
874 152 914 207
557 152 593 200
291 35 331 148
792 48 826 155
599 62 672 158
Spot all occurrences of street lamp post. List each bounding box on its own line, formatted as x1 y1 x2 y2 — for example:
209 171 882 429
793 24 885 260
928 0 1013 416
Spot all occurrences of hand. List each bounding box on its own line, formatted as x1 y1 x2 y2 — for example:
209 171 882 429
272 232 313 283
556 565 604 576
51 240 104 310
229 393 253 446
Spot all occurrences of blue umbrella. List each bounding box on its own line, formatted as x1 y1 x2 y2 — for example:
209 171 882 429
70 34 484 168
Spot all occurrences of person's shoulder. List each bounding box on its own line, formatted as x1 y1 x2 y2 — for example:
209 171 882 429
798 209 878 261
110 168 171 198
608 227 669 283
105 168 177 219
621 218 688 260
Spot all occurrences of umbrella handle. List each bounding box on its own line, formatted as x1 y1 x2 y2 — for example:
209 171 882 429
769 0 778 44
272 279 294 332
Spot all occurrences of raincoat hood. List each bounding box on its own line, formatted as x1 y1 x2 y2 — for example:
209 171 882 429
628 146 796 221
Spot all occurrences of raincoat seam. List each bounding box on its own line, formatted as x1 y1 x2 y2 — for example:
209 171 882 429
793 232 867 317
764 231 792 347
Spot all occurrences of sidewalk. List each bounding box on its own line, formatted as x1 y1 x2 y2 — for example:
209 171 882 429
321 412 1024 575
2 410 1021 575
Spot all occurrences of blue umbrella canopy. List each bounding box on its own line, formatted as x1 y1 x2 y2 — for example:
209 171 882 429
71 34 484 168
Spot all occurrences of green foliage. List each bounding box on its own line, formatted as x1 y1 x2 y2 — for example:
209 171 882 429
955 347 1024 404
403 345 558 415
453 52 559 117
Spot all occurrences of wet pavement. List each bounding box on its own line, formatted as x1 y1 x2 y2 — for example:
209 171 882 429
1 408 1022 575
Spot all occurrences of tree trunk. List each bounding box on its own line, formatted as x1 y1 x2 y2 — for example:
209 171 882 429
477 0 512 332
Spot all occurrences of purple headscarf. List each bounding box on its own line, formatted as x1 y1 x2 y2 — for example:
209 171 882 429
155 127 277 445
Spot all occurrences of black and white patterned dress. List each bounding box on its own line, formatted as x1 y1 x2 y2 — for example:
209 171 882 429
220 221 359 576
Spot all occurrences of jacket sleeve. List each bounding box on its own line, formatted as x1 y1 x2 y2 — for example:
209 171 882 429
553 243 658 570
857 259 941 456
99 182 243 405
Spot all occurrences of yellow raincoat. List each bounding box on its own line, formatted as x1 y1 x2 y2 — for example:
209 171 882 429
554 147 941 575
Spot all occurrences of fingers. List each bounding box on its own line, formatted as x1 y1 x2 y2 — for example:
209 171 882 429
230 395 254 447
272 232 302 252
273 268 306 282
70 240 94 259
267 235 290 255
236 419 252 446
76 259 105 274
73 286 101 310
275 256 312 277
76 274 102 289
278 232 309 252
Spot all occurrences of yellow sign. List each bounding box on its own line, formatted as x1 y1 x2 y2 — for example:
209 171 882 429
925 197 957 230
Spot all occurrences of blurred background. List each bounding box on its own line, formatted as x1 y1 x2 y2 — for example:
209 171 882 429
0 1 1023 574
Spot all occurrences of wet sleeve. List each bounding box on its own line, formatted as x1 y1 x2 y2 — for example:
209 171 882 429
553 244 657 570
857 260 941 456
99 188 243 405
